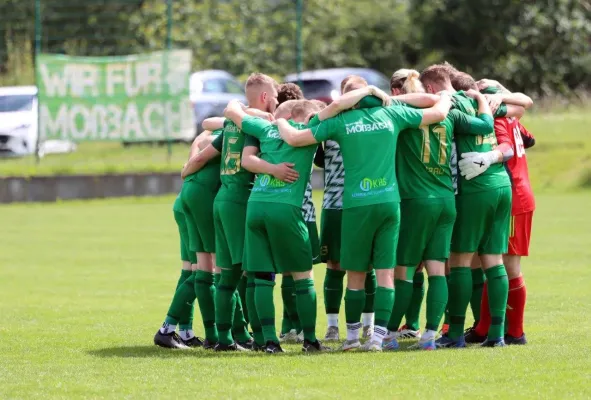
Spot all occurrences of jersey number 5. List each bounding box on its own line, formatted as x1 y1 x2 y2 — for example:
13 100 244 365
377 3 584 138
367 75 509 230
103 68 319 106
421 126 448 165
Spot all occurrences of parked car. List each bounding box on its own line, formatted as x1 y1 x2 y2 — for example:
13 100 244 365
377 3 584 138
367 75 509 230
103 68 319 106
0 86 38 156
190 70 246 135
284 68 391 104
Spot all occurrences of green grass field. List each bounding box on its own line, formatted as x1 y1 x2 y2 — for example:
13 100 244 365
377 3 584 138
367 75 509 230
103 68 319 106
1 191 590 399
1 108 591 193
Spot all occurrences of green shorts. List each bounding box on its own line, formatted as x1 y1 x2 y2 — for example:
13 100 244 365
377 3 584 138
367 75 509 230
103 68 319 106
397 197 456 266
244 202 312 274
320 208 342 263
341 202 400 272
307 221 321 265
213 199 247 269
181 181 217 254
173 208 197 264
451 186 512 254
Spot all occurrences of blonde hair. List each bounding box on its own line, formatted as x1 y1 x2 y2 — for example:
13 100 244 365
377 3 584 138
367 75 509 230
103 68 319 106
291 100 317 120
274 100 298 119
245 73 278 103
391 69 424 94
341 75 368 94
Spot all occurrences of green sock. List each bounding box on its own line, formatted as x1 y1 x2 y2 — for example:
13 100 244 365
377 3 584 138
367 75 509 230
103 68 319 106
281 276 298 333
324 269 346 315
165 272 196 326
176 269 193 290
470 268 485 323
363 270 377 313
246 273 264 346
232 291 251 342
294 278 317 342
405 271 425 330
387 279 413 331
237 274 248 324
344 289 365 325
484 265 509 340
214 272 221 288
194 270 218 342
215 268 241 345
255 278 278 344
448 267 472 340
178 272 196 330
443 274 451 326
425 275 448 331
374 286 395 330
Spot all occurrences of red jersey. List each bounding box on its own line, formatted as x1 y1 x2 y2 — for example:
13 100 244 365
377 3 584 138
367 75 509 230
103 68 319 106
494 117 535 214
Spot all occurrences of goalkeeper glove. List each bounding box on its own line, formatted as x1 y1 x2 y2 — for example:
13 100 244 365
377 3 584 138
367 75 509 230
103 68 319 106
458 151 500 180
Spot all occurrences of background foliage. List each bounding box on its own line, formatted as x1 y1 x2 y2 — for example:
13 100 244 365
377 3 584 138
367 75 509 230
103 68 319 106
0 0 590 94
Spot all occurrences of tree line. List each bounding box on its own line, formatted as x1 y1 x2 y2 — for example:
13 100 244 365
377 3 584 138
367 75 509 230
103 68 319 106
1 0 589 96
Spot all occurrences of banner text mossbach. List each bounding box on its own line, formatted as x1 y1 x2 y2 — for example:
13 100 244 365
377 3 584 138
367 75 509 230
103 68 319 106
36 51 194 141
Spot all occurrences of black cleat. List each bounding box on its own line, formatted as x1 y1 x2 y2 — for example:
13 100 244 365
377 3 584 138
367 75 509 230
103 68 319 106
180 336 204 348
237 338 255 350
264 341 284 354
203 339 217 350
481 337 506 347
154 331 190 349
252 342 266 352
214 342 249 352
505 333 527 345
302 339 331 353
464 327 487 344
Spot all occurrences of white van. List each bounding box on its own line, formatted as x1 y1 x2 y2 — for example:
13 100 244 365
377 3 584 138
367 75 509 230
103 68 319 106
0 86 38 156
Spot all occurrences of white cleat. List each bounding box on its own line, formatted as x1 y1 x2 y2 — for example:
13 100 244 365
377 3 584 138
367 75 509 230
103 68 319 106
394 325 421 339
324 326 340 341
296 330 304 343
360 339 382 352
362 325 374 339
279 329 299 343
340 339 361 351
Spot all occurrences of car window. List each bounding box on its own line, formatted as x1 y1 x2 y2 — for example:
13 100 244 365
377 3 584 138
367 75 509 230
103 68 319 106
0 95 34 112
202 79 226 93
224 80 244 94
288 79 334 99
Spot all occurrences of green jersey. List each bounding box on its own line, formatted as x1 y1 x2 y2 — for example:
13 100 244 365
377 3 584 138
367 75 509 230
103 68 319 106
396 110 494 199
211 121 254 204
451 91 511 194
184 128 223 190
309 105 423 208
241 116 317 208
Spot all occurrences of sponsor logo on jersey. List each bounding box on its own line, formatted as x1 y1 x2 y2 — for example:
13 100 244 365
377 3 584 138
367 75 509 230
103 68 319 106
225 124 239 133
267 128 281 139
360 177 388 192
259 174 286 188
345 120 393 135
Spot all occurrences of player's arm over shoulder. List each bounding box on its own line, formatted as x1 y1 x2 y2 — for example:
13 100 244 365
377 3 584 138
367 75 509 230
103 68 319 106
450 109 494 136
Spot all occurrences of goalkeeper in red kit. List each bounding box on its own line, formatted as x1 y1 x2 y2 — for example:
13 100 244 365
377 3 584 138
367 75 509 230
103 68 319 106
462 81 535 345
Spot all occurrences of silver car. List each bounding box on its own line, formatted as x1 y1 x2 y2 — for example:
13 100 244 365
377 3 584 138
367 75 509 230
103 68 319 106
284 68 391 104
190 70 246 135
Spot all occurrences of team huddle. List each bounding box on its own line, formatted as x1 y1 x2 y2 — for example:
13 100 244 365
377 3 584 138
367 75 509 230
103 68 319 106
153 62 535 353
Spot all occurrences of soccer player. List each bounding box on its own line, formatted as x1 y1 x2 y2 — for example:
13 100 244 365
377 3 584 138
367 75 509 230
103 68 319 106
464 82 535 345
374 70 495 350
224 99 329 353
420 65 515 347
319 75 378 342
182 73 279 351
277 82 304 105
278 85 452 351
154 130 218 349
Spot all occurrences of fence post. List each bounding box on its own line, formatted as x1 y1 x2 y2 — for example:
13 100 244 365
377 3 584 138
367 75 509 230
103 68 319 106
165 0 173 162
296 0 303 88
34 0 42 164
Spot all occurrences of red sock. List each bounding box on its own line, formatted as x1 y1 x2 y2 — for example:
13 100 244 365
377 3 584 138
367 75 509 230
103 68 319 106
506 275 527 337
474 281 490 336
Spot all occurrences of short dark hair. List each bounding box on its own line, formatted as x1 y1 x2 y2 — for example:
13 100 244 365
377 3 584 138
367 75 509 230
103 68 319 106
277 83 304 105
451 71 478 91
419 64 453 87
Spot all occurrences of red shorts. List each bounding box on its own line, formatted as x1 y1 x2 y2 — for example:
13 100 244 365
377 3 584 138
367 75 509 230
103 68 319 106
507 211 533 256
